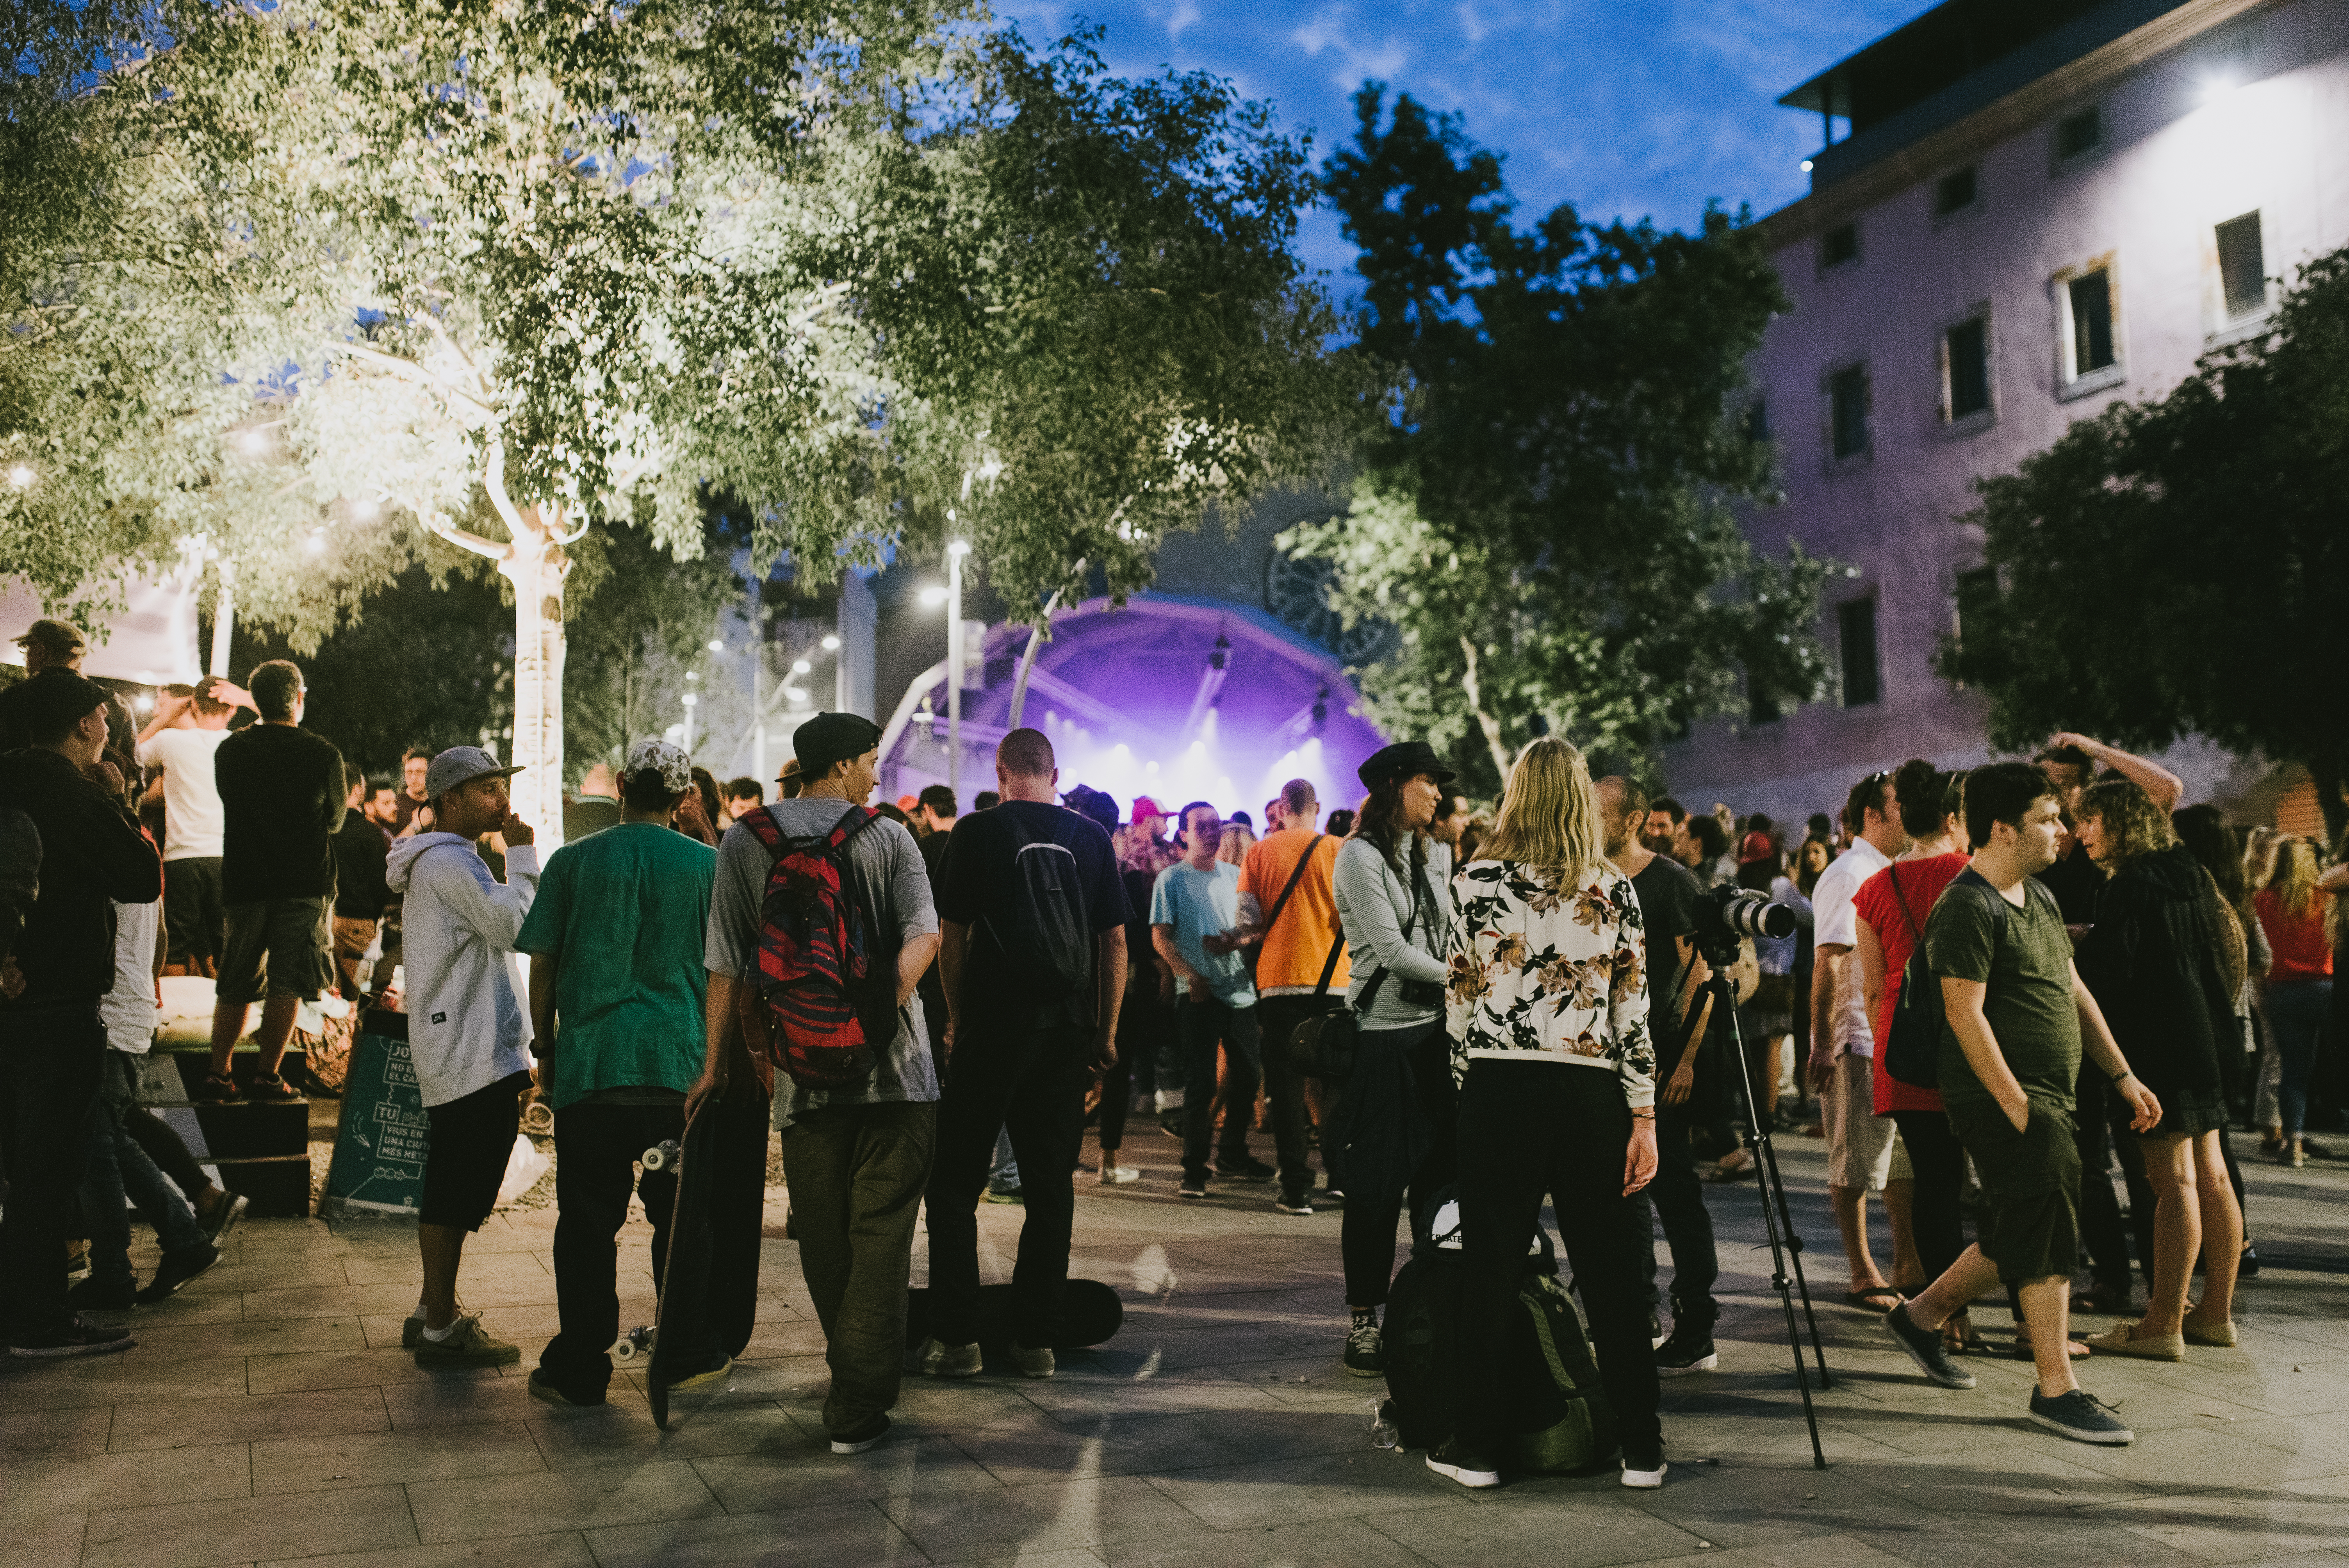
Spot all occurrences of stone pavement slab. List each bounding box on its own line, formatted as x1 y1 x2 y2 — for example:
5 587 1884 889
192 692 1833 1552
4 1128 2342 1568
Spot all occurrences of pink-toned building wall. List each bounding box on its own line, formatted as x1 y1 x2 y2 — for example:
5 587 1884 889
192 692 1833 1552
1661 0 2349 824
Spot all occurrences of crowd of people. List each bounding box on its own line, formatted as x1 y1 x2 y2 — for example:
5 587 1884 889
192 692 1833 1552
3 609 2343 1490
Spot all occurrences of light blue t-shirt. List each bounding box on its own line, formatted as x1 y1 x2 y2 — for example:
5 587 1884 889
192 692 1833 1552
1150 860 1255 1007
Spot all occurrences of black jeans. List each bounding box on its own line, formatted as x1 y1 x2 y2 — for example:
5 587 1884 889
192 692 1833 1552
0 1003 106 1343
540 1098 714 1397
1456 1060 1662 1462
1247 995 1321 1196
927 1023 1090 1347
124 1103 210 1201
1893 1108 1968 1288
1178 995 1263 1183
2072 1064 2134 1297
1338 1023 1455 1306
1636 1101 1718 1322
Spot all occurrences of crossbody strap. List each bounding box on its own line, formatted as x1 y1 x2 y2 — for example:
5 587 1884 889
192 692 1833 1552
1259 835 1325 939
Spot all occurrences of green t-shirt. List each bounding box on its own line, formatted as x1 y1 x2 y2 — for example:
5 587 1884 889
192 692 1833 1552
1924 868 2080 1113
515 822 717 1110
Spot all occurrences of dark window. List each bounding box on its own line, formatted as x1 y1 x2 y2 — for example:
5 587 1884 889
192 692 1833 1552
1955 567 2000 648
1946 316 1991 421
1828 364 1870 460
2056 107 2103 159
1820 222 1859 267
1934 166 1977 216
2069 271 2115 374
1838 599 1880 707
1744 397 1770 443
2217 212 2267 318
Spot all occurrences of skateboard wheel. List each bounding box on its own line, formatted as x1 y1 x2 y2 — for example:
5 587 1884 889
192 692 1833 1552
642 1140 680 1172
616 1327 652 1360
615 1338 638 1361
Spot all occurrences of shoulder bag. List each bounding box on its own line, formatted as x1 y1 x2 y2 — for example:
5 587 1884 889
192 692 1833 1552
1289 854 1423 1080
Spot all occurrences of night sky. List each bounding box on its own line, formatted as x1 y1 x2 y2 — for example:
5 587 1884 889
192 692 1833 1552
998 0 1924 278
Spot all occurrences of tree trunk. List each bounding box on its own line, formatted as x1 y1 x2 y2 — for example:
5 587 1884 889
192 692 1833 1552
499 506 571 852
1458 634 1513 782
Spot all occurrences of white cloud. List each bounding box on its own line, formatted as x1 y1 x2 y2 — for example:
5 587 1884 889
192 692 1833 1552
1166 0 1203 40
1454 2 1489 45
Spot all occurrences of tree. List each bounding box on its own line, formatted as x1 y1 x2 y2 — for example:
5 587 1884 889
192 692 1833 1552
1942 243 2349 843
1292 87 1828 789
1 6 1344 844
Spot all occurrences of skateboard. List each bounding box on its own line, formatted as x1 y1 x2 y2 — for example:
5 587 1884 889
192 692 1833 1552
903 1278 1125 1351
643 1100 716 1431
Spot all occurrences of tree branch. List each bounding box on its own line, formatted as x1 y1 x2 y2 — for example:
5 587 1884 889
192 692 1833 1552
426 511 511 562
325 339 499 422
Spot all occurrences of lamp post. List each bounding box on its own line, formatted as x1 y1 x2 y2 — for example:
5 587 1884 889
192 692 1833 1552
946 539 971 799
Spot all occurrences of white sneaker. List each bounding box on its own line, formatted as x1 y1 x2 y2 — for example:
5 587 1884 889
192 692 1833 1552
1096 1165 1141 1185
1620 1456 1668 1490
918 1337 983 1378
1013 1344 1056 1378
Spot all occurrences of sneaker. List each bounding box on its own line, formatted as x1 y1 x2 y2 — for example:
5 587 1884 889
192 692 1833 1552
1426 1437 1502 1488
1274 1190 1315 1215
1343 1319 1385 1377
198 1192 250 1247
64 1247 90 1281
918 1337 983 1378
1178 1177 1207 1199
10 1317 136 1358
1318 1186 1345 1207
1621 1449 1669 1489
67 1276 137 1313
1654 1322 1718 1376
413 1313 521 1367
2238 1244 2261 1279
1159 1116 1185 1140
830 1412 891 1455
244 1072 301 1102
1013 1344 1056 1379
665 1354 734 1392
134 1244 222 1304
1884 1302 1977 1389
528 1367 606 1406
1212 1154 1276 1181
985 1186 1025 1205
1096 1164 1142 1185
401 1309 428 1349
2029 1386 2134 1445
191 1074 242 1104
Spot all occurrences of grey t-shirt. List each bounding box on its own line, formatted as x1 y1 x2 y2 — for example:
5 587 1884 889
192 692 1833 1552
705 798 940 1128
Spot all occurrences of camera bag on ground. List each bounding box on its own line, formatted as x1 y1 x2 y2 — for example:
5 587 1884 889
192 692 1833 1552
1884 863 2005 1089
1379 1189 1618 1472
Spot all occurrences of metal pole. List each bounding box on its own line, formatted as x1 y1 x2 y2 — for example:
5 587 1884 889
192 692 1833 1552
1007 561 1082 731
947 545 964 799
208 559 236 679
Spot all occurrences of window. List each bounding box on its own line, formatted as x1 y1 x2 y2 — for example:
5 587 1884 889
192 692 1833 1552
2217 211 2267 318
1828 364 1870 460
2055 106 2103 160
1944 315 1991 422
1747 668 1782 726
2068 271 2116 375
1837 599 1881 708
1820 222 1859 268
1934 166 1978 216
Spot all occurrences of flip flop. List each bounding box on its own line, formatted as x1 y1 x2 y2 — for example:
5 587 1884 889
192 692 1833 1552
1845 1288 1905 1311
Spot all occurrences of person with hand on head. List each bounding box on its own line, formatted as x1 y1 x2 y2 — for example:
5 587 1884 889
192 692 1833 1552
1439 738 1663 1490
1882 763 2160 1446
385 746 541 1367
134 677 236 977
695 712 941 1457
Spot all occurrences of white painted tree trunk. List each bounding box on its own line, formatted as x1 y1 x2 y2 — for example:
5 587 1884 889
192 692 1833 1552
498 506 570 853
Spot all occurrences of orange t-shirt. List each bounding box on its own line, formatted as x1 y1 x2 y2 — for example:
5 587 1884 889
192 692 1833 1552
1239 829 1352 995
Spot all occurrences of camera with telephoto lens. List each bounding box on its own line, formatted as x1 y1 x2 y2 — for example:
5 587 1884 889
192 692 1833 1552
1691 884 1796 965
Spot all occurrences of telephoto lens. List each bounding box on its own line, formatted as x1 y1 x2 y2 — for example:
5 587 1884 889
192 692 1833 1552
1711 886 1796 940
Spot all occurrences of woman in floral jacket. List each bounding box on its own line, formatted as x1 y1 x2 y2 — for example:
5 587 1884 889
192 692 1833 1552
1426 737 1665 1492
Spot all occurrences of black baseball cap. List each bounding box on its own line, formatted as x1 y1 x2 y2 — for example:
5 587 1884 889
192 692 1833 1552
1358 739 1458 790
793 711 883 780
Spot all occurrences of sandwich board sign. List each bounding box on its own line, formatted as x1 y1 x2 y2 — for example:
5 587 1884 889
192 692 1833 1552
322 1012 430 1217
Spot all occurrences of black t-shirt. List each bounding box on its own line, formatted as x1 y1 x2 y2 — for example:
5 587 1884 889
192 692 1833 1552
936 799 1131 1030
214 723 347 903
331 814 393 919
1632 852 1704 1069
2038 840 2105 926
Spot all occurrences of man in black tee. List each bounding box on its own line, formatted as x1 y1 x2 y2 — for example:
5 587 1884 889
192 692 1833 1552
921 728 1130 1377
202 660 346 1103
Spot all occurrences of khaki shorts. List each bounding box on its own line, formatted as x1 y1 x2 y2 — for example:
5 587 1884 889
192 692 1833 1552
217 898 335 1006
1825 1049 1907 1190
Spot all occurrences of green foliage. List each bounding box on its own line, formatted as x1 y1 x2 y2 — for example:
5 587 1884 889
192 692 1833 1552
1943 242 2349 838
1299 86 1829 791
563 521 747 779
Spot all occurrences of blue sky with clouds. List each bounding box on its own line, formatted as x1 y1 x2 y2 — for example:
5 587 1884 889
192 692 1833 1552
998 0 1924 278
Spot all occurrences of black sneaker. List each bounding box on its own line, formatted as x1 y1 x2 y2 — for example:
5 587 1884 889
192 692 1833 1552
135 1244 222 1304
984 1186 1025 1205
2029 1387 2134 1445
67 1276 137 1313
190 1074 242 1104
1158 1116 1185 1140
1343 1319 1385 1377
198 1192 250 1247
244 1072 301 1103
528 1367 607 1406
1274 1190 1315 1215
830 1412 891 1455
1426 1436 1501 1488
1884 1303 1977 1389
10 1317 136 1358
1177 1177 1207 1199
1212 1154 1276 1181
1654 1322 1718 1376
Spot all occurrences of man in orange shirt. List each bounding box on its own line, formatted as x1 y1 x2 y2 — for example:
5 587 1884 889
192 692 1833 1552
1239 778 1351 1214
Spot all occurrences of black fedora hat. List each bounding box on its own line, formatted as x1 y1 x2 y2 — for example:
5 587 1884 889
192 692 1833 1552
1358 739 1458 790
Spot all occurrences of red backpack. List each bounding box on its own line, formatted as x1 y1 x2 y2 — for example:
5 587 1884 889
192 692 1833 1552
736 805 894 1091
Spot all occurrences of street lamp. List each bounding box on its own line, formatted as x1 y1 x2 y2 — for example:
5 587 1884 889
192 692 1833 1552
946 539 971 799
681 690 698 754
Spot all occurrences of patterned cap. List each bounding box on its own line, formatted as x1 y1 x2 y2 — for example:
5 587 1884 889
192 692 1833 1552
623 737 694 793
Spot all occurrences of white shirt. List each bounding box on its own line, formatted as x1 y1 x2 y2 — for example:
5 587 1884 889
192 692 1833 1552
101 898 161 1054
134 726 231 861
1810 835 1892 1057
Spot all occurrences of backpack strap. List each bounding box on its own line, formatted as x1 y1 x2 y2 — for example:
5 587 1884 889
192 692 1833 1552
1889 862 1923 947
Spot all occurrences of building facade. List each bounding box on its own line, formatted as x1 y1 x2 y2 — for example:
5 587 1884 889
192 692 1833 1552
1661 0 2349 823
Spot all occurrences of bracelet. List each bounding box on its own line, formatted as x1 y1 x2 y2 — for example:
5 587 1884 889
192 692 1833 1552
2111 1069 2134 1084
1630 1110 1657 1121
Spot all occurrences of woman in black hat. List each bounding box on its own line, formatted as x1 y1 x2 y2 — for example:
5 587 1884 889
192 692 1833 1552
1327 740 1460 1378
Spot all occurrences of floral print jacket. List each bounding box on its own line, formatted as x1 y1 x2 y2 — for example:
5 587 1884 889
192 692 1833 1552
1444 858 1656 1107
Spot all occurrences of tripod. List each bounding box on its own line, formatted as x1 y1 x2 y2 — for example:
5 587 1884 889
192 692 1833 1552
1695 962 1830 1469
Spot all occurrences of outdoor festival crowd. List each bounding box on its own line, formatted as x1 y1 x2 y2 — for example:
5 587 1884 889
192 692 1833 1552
2 612 2344 1491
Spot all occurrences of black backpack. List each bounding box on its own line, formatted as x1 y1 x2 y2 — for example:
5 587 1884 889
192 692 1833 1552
981 811 1093 998
1884 866 2007 1090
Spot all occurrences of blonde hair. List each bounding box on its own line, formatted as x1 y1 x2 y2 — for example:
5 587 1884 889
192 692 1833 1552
2268 836 2320 919
1480 737 1600 876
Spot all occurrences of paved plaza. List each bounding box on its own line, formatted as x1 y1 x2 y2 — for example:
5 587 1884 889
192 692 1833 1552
5 1130 2346 1568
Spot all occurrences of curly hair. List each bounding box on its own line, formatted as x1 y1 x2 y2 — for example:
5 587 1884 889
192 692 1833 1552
2077 779 2176 870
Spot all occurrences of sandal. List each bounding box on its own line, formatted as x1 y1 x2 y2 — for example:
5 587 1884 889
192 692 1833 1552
2013 1333 2092 1362
1943 1313 1989 1354
1845 1287 1905 1311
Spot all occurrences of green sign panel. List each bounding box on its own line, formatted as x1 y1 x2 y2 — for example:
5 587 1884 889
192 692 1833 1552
323 1014 431 1217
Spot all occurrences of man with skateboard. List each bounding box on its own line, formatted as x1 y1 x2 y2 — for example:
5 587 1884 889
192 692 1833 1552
517 739 724 1407
697 712 941 1455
